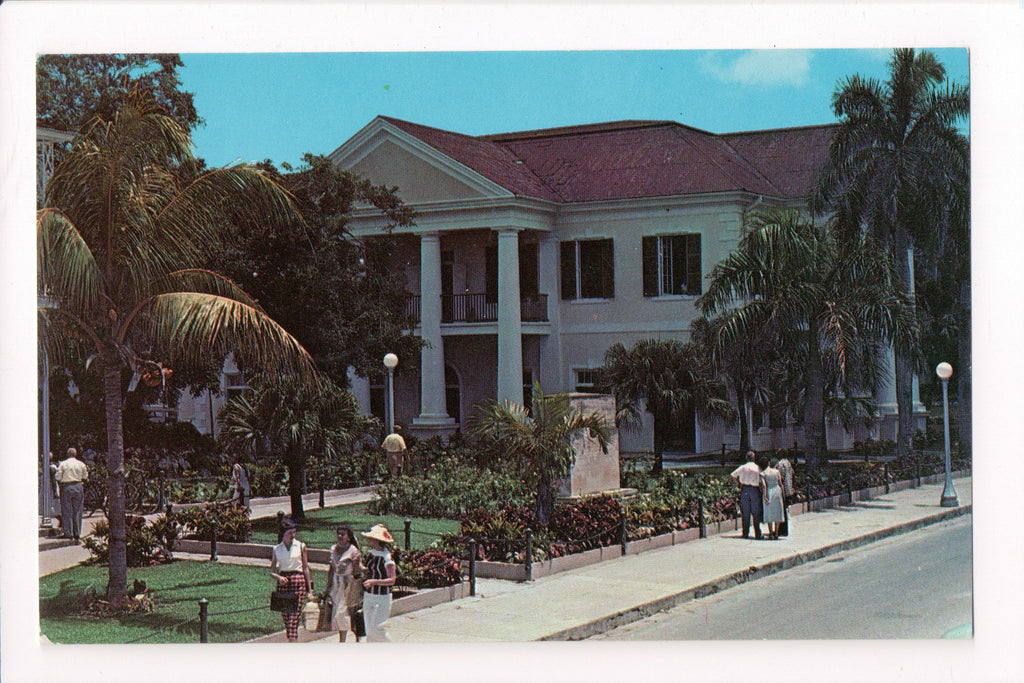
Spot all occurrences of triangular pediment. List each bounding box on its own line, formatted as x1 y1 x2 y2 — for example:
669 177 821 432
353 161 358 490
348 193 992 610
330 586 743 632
328 117 512 204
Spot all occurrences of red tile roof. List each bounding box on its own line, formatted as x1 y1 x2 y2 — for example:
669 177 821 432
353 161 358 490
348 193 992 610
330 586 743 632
380 116 836 203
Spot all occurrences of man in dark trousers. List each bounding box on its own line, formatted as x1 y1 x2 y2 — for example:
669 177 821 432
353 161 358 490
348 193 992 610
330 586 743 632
55 447 89 543
730 450 765 539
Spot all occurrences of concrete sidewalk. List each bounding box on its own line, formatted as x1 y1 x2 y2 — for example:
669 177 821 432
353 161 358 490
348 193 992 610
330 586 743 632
38 486 376 577
305 475 970 643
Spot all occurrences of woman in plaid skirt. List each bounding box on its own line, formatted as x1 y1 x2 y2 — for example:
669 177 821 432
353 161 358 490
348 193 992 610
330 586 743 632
270 519 312 642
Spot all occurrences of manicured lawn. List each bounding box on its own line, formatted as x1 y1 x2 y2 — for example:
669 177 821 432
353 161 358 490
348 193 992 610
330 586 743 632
40 560 328 644
248 502 460 550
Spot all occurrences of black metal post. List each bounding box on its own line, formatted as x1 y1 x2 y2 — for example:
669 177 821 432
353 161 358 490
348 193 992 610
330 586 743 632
404 518 412 551
165 502 172 517
846 472 853 504
805 484 813 513
884 464 890 494
720 443 726 467
698 499 706 539
524 528 533 582
318 479 325 509
210 522 218 562
198 598 209 643
620 503 628 554
468 539 477 597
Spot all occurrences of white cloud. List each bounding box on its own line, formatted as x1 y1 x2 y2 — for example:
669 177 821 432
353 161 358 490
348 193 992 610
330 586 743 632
700 50 812 88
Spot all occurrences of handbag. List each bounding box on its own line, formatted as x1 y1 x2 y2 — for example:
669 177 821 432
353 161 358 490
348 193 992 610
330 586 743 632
270 589 300 612
316 593 334 632
301 594 321 631
351 608 366 639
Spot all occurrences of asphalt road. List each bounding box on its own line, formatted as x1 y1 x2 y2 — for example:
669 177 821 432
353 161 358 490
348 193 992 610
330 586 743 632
591 515 973 640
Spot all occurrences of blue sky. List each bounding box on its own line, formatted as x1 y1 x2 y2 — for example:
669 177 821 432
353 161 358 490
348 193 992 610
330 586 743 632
179 49 969 169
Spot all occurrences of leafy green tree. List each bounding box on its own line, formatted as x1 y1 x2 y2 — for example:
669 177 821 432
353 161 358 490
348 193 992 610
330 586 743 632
811 48 969 456
37 54 201 133
471 382 612 525
217 374 370 521
698 208 915 469
37 89 314 606
207 153 421 386
691 314 785 453
601 339 734 473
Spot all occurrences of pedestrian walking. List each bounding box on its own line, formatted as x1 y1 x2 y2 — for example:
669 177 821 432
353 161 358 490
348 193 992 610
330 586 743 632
270 519 312 642
776 456 795 536
325 525 363 642
762 458 785 540
730 450 764 540
381 426 407 479
230 455 251 508
361 524 396 642
55 448 88 543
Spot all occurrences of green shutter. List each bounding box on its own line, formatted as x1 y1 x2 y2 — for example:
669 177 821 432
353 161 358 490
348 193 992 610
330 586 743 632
686 233 701 294
642 236 658 297
560 241 577 300
601 238 615 298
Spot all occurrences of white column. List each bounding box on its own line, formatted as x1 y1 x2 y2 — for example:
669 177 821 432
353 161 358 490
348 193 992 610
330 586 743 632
413 232 453 428
347 366 372 415
537 233 563 392
496 228 524 405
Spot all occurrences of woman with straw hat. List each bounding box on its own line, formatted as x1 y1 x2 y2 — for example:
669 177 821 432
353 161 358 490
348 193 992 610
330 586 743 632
360 524 396 642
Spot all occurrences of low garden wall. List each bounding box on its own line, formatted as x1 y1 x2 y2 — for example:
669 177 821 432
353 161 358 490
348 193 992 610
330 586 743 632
468 468 970 582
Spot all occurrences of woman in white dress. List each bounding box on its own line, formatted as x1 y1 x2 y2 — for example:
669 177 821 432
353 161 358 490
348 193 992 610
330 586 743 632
326 525 362 642
761 458 785 540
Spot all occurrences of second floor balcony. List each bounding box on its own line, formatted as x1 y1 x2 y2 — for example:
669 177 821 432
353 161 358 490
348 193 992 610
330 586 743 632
405 292 549 325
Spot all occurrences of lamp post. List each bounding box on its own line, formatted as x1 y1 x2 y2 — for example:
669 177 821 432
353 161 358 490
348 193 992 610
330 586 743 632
935 362 959 507
383 353 398 435
38 292 57 526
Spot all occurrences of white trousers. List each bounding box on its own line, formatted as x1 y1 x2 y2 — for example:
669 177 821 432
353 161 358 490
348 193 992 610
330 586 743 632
362 592 392 642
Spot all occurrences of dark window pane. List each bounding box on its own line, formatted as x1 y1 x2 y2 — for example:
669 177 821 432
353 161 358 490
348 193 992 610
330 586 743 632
642 236 658 297
579 240 603 298
560 241 577 300
519 242 539 298
669 235 688 295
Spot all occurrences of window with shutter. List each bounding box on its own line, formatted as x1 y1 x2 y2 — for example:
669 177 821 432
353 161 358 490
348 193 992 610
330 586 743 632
642 233 702 296
560 238 615 300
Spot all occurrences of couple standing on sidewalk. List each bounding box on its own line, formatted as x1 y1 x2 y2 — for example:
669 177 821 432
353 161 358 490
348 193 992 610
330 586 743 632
731 451 794 540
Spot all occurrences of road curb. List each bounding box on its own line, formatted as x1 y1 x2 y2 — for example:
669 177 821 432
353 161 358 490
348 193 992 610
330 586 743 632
538 503 972 641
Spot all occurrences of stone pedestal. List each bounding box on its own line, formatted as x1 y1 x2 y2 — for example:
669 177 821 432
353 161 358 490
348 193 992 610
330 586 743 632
556 394 624 499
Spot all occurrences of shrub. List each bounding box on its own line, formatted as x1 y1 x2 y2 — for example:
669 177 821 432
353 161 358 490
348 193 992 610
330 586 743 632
851 438 896 458
82 515 169 567
176 504 251 543
393 549 463 588
369 457 532 518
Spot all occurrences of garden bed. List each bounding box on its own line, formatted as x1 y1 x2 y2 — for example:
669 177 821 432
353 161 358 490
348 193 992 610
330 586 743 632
465 468 971 583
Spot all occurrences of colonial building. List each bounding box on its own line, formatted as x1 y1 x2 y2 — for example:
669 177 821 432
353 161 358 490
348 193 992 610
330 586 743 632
329 116 923 455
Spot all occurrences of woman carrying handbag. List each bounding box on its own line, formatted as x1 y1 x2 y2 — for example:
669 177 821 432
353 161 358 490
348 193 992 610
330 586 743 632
325 525 362 642
269 519 312 642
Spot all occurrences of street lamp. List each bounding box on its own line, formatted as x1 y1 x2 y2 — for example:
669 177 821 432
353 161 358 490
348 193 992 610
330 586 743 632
935 362 959 507
38 292 57 527
383 353 398 435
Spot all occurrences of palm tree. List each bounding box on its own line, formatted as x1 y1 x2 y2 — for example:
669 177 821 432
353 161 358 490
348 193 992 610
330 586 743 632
601 339 734 473
811 48 969 456
217 374 369 521
697 208 915 469
37 90 315 606
691 314 784 453
471 382 612 525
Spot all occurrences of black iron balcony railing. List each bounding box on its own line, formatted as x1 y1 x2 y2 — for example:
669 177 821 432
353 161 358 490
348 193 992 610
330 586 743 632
404 293 548 324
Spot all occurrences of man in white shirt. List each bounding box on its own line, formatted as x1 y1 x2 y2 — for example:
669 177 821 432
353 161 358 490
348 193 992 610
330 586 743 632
55 447 89 542
730 450 765 540
381 426 407 479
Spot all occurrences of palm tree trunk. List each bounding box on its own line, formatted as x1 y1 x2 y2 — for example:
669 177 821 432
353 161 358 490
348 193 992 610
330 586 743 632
803 322 827 470
736 387 750 453
894 234 916 456
957 276 971 453
536 472 554 526
286 457 306 522
102 360 127 607
651 413 665 474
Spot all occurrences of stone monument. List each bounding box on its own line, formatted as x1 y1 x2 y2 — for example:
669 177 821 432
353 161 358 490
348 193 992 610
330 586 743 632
556 393 630 500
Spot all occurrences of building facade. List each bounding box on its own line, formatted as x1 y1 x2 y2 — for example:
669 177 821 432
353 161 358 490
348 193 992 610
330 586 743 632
329 116 923 455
